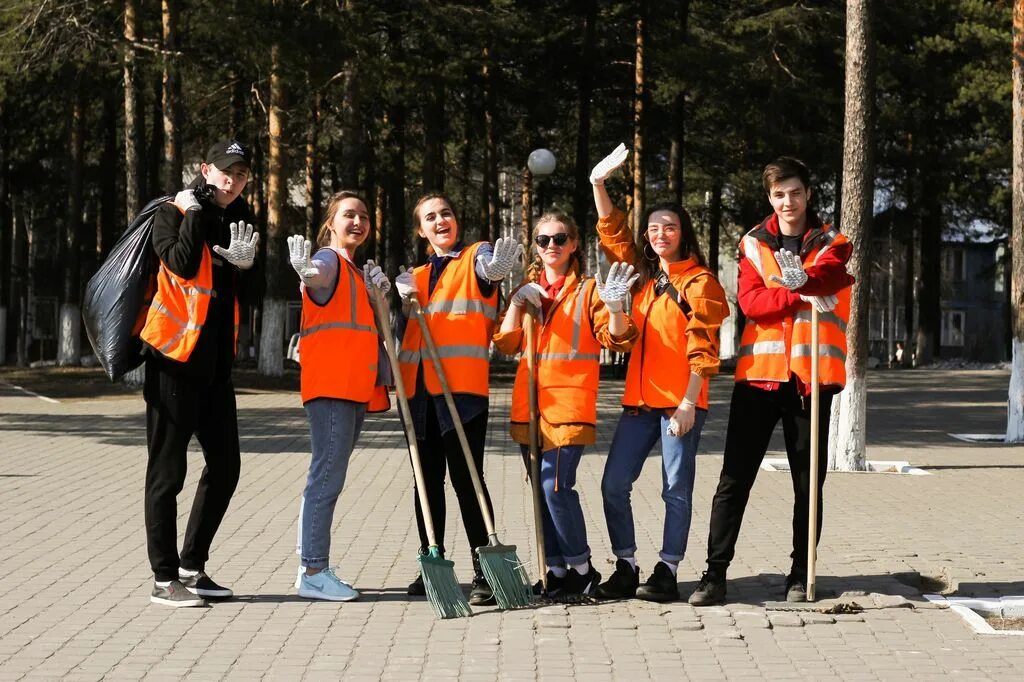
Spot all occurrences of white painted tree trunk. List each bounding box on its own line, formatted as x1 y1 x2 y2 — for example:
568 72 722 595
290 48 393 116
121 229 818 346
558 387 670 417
57 303 81 367
0 306 6 365
258 297 285 377
1008 339 1024 442
828 376 868 471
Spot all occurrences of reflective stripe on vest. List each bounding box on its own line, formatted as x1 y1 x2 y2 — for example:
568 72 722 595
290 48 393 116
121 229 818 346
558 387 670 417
299 249 380 404
140 246 221 362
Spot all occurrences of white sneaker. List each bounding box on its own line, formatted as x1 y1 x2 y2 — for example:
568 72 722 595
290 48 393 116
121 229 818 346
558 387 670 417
298 568 359 602
297 565 353 590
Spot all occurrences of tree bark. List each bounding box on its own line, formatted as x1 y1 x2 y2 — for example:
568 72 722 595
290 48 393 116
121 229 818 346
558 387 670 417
59 87 85 367
915 191 941 364
384 103 408 277
258 40 287 377
521 168 533 258
11 196 26 367
0 111 8 364
305 90 322 241
422 81 445 193
707 179 722 275
1008 0 1024 441
482 46 500 243
572 0 596 233
148 77 163 197
161 0 182 191
123 0 145 217
631 0 647 237
667 0 690 206
99 90 118 258
829 0 874 472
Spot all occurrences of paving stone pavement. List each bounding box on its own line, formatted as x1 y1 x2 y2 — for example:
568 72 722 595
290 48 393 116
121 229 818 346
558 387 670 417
0 368 1022 680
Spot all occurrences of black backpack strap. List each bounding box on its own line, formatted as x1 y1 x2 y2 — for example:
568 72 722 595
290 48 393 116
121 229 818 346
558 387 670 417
654 269 692 318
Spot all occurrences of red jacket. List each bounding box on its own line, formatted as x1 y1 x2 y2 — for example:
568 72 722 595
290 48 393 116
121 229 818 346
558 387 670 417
738 213 854 393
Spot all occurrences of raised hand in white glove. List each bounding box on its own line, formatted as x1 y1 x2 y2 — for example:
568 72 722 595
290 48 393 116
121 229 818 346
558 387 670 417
589 143 629 185
667 399 697 438
363 259 391 294
800 293 838 313
174 189 201 213
596 261 639 313
213 222 260 270
768 249 808 290
481 237 523 282
511 282 549 309
395 266 417 302
287 235 318 281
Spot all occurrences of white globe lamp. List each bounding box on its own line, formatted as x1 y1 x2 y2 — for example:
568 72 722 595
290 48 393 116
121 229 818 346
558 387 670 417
527 148 557 177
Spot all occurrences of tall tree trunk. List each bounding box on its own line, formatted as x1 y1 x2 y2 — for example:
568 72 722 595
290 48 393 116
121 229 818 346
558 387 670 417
0 110 8 364
521 168 533 258
572 0 596 232
915 189 941 364
482 46 500 243
384 103 408 277
338 68 360 189
707 179 722 274
667 0 690 205
148 78 163 197
829 0 874 472
123 0 145 217
305 90 322 241
99 90 118 257
59 87 85 367
161 0 182 191
422 81 445 193
11 196 26 366
631 0 647 237
1008 0 1024 441
259 40 287 377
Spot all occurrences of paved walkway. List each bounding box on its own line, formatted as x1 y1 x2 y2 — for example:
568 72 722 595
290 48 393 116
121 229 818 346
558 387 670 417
0 368 1022 680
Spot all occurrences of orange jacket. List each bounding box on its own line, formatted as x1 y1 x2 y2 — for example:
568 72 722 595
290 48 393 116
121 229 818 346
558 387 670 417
299 248 390 411
141 245 239 362
494 269 637 441
735 228 851 387
596 208 729 410
398 241 498 398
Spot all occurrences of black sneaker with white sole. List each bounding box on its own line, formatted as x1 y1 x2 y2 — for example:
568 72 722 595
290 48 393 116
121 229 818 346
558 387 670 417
635 562 679 602
151 580 205 607
595 559 640 600
561 562 601 598
178 570 233 600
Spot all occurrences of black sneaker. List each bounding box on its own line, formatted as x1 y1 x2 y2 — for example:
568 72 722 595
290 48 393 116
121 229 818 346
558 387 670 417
407 573 426 596
636 562 679 602
151 580 205 607
532 570 565 598
561 562 601 597
178 570 233 600
785 575 807 603
595 559 640 600
687 571 727 606
469 573 496 606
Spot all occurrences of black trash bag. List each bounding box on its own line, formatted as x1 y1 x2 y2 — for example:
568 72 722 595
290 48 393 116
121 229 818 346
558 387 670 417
82 195 172 381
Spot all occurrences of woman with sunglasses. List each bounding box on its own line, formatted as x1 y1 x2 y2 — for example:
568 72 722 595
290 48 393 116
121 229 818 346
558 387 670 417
493 212 638 599
393 193 521 606
589 144 730 603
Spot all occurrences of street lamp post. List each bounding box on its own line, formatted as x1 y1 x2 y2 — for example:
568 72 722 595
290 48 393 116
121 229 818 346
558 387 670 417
524 148 556 254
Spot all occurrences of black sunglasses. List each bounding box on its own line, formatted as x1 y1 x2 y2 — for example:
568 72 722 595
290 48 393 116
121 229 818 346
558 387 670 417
535 233 570 248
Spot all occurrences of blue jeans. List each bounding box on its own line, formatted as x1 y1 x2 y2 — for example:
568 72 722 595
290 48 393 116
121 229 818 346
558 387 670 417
521 444 590 567
296 398 366 569
601 407 707 563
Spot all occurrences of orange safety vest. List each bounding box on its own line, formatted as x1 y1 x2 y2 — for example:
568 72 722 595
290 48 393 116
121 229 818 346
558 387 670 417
298 248 389 411
398 241 498 398
621 257 716 411
735 227 851 387
510 274 602 426
140 245 239 362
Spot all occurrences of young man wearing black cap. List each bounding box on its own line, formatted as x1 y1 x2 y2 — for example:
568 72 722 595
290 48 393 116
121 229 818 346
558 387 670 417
140 139 260 606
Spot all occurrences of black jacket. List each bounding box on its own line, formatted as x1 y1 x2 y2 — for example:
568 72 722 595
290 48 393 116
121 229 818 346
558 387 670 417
147 178 259 383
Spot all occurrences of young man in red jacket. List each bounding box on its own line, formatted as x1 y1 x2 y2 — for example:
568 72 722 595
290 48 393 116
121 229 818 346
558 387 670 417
689 157 855 606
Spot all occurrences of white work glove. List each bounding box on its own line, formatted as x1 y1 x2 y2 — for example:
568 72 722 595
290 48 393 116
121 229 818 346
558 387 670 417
213 222 260 270
800 293 838 313
174 189 200 213
596 261 639 314
667 398 697 438
363 259 391 294
395 266 417 302
511 282 549 309
287 235 318 281
481 237 523 282
589 143 629 185
769 249 808 290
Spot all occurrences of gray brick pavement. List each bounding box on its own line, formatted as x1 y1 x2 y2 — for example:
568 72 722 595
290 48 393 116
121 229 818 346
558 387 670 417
0 369 1022 680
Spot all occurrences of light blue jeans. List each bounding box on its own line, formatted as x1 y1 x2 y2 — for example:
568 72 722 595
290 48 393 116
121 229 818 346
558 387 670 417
521 444 591 567
601 407 707 563
296 398 366 569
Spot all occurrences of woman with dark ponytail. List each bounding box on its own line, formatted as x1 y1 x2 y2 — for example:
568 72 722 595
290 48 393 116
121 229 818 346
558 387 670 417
493 211 638 599
589 144 730 603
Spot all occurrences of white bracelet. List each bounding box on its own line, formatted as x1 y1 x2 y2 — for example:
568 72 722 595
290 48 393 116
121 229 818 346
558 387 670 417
680 398 696 409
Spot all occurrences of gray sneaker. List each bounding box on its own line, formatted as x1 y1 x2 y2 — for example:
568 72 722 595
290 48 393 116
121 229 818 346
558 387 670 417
151 580 205 607
687 571 726 606
785 576 807 603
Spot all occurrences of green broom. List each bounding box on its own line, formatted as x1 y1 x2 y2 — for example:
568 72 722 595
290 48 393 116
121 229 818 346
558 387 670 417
411 301 533 609
371 290 471 619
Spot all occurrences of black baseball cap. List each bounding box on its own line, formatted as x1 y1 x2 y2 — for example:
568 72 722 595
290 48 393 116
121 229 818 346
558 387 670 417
205 139 251 170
